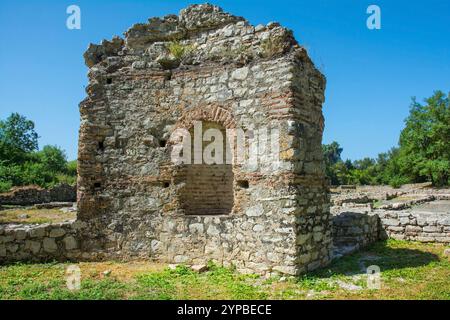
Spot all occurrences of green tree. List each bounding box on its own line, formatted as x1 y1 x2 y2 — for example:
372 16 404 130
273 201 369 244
322 141 343 166
398 91 450 186
322 141 343 185
0 113 39 164
36 145 68 173
0 113 77 192
66 160 77 176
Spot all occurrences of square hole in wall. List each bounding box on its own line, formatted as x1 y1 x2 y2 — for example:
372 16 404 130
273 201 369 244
237 180 249 189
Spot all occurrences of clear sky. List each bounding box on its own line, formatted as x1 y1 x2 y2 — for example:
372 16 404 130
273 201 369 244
0 0 449 161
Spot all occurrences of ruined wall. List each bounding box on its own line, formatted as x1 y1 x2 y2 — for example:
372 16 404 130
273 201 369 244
0 184 76 206
76 4 330 275
378 211 450 243
0 221 85 263
330 209 450 260
332 211 380 252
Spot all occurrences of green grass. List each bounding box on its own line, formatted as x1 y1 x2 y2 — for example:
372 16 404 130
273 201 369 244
0 207 75 224
0 240 449 300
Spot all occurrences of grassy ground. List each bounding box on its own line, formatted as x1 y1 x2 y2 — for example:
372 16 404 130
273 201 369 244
0 208 75 224
0 240 449 300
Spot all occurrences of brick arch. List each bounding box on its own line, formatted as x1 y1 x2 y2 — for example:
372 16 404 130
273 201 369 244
175 104 237 130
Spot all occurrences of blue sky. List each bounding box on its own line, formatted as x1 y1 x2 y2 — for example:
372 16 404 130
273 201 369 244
0 0 449 161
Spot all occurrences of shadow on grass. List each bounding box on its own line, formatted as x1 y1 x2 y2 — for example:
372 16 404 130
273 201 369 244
310 240 440 279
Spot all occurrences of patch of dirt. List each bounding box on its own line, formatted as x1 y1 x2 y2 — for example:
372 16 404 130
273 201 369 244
77 261 166 282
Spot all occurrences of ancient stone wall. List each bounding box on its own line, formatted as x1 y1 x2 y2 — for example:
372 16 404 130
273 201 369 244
378 211 450 243
332 211 380 251
331 209 450 259
0 184 76 206
76 4 331 275
0 221 84 263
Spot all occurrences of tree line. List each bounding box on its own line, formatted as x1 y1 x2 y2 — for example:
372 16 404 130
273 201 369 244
323 91 449 187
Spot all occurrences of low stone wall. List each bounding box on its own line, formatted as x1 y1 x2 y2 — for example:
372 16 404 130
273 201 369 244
0 184 76 206
331 208 450 260
0 221 84 263
332 211 380 256
378 211 450 243
2 210 448 267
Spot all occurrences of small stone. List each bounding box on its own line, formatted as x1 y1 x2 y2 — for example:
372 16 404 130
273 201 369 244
206 225 220 236
174 255 188 263
382 219 400 226
0 245 6 257
63 236 78 250
191 264 208 273
49 228 66 238
444 248 450 257
336 280 362 291
29 226 46 238
18 214 29 219
151 239 161 252
423 226 441 233
15 229 27 240
43 237 58 253
267 21 280 29
132 61 147 70
245 204 263 217
255 24 265 32
7 243 19 253
102 270 112 277
25 240 41 254
231 66 249 80
156 53 180 69
272 265 297 275
189 223 204 234
296 234 311 245
252 224 264 232
168 264 178 270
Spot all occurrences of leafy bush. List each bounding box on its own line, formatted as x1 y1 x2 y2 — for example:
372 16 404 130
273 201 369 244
167 41 193 60
66 160 77 176
388 176 408 189
0 180 12 193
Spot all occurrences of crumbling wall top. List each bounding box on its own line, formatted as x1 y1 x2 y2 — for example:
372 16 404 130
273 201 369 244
83 3 306 70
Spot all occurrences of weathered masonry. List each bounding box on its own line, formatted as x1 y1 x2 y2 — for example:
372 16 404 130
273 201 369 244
76 4 330 275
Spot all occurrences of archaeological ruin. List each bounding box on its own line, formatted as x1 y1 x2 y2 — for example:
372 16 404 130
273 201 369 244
77 3 331 275
1 4 448 274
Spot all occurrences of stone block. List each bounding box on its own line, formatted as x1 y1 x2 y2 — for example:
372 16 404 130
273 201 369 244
63 236 78 250
43 237 58 253
25 240 41 254
14 229 27 241
49 228 66 238
29 226 46 238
